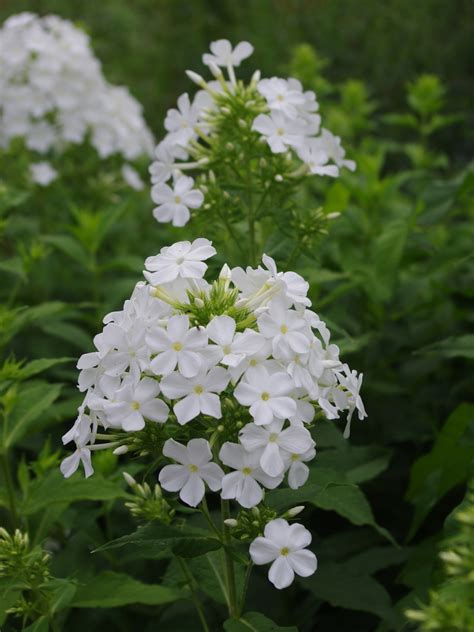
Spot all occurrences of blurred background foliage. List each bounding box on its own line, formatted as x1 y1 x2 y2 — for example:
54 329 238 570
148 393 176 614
0 1 473 631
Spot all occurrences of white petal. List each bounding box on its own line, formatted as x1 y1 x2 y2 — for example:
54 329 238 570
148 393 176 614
167 314 190 340
60 451 81 478
135 377 161 402
288 549 317 577
250 400 274 425
162 438 189 464
249 537 279 565
174 393 201 424
221 471 244 500
180 473 205 507
150 349 178 376
207 315 235 346
199 392 222 419
279 426 313 454
264 519 290 547
140 399 169 423
160 372 191 399
260 442 285 477
219 442 244 469
288 461 309 489
159 464 189 491
187 438 212 465
288 523 312 549
177 351 202 378
239 476 263 508
268 557 295 589
199 462 224 491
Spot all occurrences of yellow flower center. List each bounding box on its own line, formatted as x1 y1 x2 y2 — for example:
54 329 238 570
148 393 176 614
131 401 140 410
277 128 284 136
249 359 258 367
172 342 183 351
242 467 252 476
223 345 232 354
277 94 284 101
280 324 288 334
280 547 290 556
290 453 299 461
194 385 204 394
188 464 199 473
269 433 279 443
174 195 182 203
261 392 270 401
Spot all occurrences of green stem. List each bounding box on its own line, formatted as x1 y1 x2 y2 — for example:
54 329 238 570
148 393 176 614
238 562 253 617
221 499 238 618
176 556 210 632
0 451 18 528
200 496 223 540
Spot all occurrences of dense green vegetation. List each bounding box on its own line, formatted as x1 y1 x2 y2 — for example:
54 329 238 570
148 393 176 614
0 2 473 631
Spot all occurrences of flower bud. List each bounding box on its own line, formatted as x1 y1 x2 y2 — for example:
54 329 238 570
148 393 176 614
224 519 238 528
185 70 206 87
194 297 205 308
221 106 231 115
123 472 136 487
274 174 283 182
250 69 261 86
208 61 223 79
113 445 129 455
219 263 232 281
286 505 305 518
238 119 247 128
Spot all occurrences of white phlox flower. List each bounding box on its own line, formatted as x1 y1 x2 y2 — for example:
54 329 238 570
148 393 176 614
159 438 224 507
250 519 317 589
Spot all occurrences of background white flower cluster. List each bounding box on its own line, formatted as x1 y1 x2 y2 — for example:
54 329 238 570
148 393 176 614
149 39 355 227
0 13 154 174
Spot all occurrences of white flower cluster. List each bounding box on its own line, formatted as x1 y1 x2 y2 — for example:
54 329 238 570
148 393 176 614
149 39 355 227
61 238 365 588
0 13 154 164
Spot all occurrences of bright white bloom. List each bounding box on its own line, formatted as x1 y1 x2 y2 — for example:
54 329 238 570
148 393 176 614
159 438 224 507
161 367 230 425
0 14 153 162
318 128 356 172
250 519 317 589
121 164 144 190
151 175 204 227
202 39 253 68
144 238 216 285
252 112 305 153
234 364 297 425
29 161 58 186
105 377 168 431
206 315 265 367
164 93 202 146
297 141 339 177
147 315 207 378
219 442 282 508
258 298 311 358
239 420 314 477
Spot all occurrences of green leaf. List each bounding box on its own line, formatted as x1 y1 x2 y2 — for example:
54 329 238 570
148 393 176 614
18 357 73 380
94 523 222 559
305 562 399 625
415 335 474 360
0 257 26 280
41 234 90 268
315 445 392 484
2 382 62 450
406 403 474 538
23 618 49 632
224 612 298 631
71 571 183 608
21 470 128 515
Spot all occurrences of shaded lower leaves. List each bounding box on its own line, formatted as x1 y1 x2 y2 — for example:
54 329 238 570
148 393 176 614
224 612 298 631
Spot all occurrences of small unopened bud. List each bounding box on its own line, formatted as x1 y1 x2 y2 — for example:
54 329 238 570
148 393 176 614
209 170 216 183
219 263 232 281
223 191 230 199
251 506 260 517
113 445 129 455
286 505 305 518
259 158 267 169
194 297 205 308
274 174 283 182
225 142 234 151
224 519 238 528
238 119 247 128
326 212 341 220
217 424 225 433
186 70 206 87
221 106 231 115
123 472 137 487
250 69 261 85
208 61 223 79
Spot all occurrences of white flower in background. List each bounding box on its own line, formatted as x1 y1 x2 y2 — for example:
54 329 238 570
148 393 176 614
144 238 216 285
234 364 297 425
159 438 224 507
252 112 305 153
164 93 202 146
239 419 314 477
202 39 254 69
29 161 58 186
0 13 153 177
161 367 230 424
257 78 305 118
147 314 208 378
121 164 144 190
250 519 317 589
151 175 204 227
318 128 356 172
297 141 339 177
219 442 282 508
149 142 187 184
104 377 168 431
